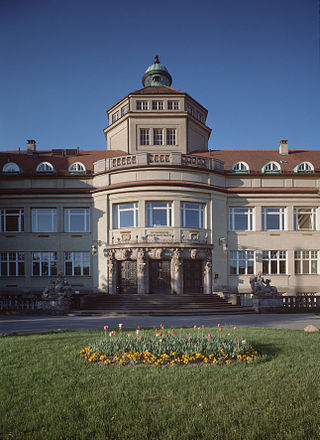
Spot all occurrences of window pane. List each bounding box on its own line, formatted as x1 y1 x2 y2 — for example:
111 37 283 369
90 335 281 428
266 214 280 229
120 210 134 227
65 262 73 276
6 215 19 231
262 261 269 274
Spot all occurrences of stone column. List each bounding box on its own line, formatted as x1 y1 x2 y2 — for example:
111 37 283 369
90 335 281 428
137 248 148 294
171 248 183 295
107 250 117 295
203 258 212 294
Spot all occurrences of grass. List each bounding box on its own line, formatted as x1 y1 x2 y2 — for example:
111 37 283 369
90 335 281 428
1 327 320 440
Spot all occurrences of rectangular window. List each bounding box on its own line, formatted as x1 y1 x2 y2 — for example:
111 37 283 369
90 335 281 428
294 250 318 274
140 129 150 145
181 203 205 228
0 252 24 277
262 208 285 230
32 252 57 276
166 129 176 145
229 208 254 231
64 208 90 232
153 129 163 145
146 202 172 227
114 203 138 229
121 104 129 116
294 208 316 230
152 101 163 110
112 112 119 123
262 250 286 274
229 251 254 275
168 100 179 110
0 209 24 232
136 101 148 110
64 252 90 276
32 209 57 232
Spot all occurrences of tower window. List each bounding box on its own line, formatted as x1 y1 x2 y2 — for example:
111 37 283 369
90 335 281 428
140 129 150 145
168 101 179 110
136 101 148 110
152 101 164 110
112 112 119 123
121 104 129 116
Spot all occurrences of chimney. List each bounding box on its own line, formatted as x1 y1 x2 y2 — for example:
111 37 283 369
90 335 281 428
279 140 288 155
27 139 36 155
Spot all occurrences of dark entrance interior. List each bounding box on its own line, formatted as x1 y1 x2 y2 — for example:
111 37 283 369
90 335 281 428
117 261 137 294
150 260 171 294
183 260 203 293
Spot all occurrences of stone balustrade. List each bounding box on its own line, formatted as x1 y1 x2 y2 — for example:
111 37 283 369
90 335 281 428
94 153 224 174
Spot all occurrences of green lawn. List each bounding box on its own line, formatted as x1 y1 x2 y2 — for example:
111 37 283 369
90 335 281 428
1 327 320 440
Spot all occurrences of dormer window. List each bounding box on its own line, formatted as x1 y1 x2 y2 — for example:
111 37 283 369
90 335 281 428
36 162 55 173
231 161 249 173
2 162 21 174
295 162 314 173
68 162 86 174
262 161 281 173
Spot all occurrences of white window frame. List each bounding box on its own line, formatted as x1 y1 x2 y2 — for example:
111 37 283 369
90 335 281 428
36 162 55 173
0 252 24 277
229 208 254 231
32 252 57 277
168 101 179 110
294 207 317 231
140 129 150 145
112 112 119 123
64 252 90 276
294 250 319 274
114 203 139 229
152 101 164 110
295 162 314 173
68 162 86 173
136 101 148 110
231 161 250 173
262 161 281 173
121 104 129 116
2 162 20 174
32 209 57 232
262 208 286 231
153 129 163 145
64 208 90 232
229 250 254 275
166 129 176 145
181 203 205 228
146 202 172 227
262 250 286 274
0 209 24 232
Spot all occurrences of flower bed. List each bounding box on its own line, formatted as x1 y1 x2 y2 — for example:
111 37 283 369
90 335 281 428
79 324 258 366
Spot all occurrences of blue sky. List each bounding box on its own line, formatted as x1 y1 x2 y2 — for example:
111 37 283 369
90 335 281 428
0 0 319 151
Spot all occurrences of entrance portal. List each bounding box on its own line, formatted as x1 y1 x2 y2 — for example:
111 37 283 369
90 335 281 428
150 260 171 294
117 261 137 294
183 260 203 293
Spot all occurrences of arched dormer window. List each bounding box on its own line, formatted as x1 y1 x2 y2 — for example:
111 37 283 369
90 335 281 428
262 161 281 173
2 162 21 174
36 162 55 173
295 161 314 173
68 162 86 174
231 161 250 173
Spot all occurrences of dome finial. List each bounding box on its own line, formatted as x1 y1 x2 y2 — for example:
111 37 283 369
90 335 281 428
142 56 172 87
154 55 160 64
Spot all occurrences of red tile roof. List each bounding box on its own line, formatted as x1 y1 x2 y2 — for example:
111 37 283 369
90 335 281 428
130 86 185 95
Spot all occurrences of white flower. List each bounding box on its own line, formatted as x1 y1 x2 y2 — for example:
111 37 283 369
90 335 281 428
136 329 140 335
109 331 112 337
241 339 247 344
118 323 123 329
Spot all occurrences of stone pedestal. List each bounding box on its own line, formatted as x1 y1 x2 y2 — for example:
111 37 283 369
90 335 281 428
252 296 283 313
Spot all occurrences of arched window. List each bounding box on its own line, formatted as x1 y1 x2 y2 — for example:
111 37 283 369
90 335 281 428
36 162 55 173
68 162 86 173
262 161 281 173
231 161 250 173
295 162 314 173
2 162 21 174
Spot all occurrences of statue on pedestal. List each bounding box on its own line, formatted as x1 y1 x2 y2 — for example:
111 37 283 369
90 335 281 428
250 272 278 297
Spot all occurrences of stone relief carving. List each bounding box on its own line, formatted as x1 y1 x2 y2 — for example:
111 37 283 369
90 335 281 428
190 249 198 259
204 259 212 276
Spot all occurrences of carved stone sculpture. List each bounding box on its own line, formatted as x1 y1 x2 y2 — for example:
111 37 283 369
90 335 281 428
250 272 278 297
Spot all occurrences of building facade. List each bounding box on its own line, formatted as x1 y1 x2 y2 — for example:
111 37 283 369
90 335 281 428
1 57 320 297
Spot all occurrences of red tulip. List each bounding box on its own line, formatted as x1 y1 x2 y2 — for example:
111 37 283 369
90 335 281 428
219 328 222 332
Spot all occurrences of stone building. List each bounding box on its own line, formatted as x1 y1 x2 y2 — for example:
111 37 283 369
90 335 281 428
1 57 320 297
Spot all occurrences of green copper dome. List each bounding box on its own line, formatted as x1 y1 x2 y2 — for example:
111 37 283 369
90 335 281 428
142 55 172 87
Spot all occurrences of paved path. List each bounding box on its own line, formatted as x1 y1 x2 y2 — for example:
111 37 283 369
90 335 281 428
0 313 320 334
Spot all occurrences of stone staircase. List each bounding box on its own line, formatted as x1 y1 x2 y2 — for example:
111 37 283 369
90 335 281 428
69 293 255 316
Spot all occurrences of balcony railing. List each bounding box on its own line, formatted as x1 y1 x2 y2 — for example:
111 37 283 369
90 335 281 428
94 153 224 174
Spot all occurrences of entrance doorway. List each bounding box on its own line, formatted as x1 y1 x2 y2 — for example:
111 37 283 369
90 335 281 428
117 261 137 294
150 260 171 294
183 260 203 293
